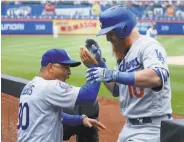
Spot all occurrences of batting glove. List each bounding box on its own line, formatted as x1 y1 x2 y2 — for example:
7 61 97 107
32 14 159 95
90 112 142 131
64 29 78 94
86 67 118 83
85 39 106 67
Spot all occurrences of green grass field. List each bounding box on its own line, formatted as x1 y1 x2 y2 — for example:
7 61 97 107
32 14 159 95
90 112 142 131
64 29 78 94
1 35 184 115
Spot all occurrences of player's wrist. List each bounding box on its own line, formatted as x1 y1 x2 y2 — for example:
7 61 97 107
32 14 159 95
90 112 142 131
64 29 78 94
99 58 107 68
89 64 99 68
115 72 135 85
82 114 88 124
112 70 118 81
82 114 87 119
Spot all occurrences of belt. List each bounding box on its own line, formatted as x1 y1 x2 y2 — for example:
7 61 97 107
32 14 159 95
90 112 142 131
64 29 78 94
128 114 172 125
128 117 151 125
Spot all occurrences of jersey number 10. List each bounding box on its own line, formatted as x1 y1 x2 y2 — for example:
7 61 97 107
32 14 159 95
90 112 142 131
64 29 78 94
128 86 144 98
17 102 29 130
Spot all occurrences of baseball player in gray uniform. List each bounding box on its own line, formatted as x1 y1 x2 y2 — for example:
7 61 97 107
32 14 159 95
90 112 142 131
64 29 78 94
17 48 106 142
84 6 172 142
146 23 158 39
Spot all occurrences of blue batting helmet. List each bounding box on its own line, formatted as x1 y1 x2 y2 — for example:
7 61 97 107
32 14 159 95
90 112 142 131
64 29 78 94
97 5 137 38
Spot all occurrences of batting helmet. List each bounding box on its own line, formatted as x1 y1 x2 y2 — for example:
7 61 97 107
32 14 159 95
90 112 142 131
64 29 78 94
97 5 137 38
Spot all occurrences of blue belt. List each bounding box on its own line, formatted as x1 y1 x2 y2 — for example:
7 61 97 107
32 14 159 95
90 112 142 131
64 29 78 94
128 114 172 125
129 117 151 125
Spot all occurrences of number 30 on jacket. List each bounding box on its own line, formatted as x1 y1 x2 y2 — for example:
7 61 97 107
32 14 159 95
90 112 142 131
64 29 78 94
17 102 29 130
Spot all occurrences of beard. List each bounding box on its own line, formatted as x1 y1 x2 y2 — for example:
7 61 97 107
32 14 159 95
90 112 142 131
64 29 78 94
110 42 125 63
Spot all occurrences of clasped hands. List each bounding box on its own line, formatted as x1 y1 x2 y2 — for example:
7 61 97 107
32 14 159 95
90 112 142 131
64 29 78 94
80 39 117 83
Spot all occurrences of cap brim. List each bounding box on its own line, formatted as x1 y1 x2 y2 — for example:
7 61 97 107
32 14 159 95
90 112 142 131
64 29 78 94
59 60 81 67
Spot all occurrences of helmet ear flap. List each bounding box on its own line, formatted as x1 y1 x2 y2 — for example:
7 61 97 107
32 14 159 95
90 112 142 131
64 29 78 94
114 24 128 39
122 25 127 34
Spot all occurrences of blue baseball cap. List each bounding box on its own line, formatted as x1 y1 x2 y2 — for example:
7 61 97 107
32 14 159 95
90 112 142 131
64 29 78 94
41 48 81 67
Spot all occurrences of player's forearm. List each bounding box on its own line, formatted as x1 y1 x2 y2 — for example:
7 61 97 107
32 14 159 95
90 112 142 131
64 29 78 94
134 68 161 88
115 68 161 88
104 82 119 97
62 112 83 126
76 65 101 105
103 82 115 93
76 81 100 105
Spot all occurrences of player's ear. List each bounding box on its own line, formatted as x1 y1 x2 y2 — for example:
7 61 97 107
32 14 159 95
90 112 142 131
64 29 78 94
47 63 53 74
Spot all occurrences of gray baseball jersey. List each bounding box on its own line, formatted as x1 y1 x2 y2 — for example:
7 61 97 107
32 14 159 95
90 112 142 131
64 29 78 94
117 36 172 118
17 76 80 142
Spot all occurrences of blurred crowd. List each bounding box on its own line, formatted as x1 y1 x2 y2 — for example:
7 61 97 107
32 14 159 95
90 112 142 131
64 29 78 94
2 0 184 8
2 0 184 19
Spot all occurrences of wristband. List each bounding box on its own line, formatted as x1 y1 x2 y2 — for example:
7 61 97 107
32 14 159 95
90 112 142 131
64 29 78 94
112 70 118 81
116 72 135 85
82 114 87 119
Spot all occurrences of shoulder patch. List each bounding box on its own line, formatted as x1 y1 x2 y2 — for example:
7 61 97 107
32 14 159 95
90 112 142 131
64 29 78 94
58 81 73 92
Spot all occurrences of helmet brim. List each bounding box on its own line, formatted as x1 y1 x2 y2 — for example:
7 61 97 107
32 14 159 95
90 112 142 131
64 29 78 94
96 22 126 36
96 26 115 36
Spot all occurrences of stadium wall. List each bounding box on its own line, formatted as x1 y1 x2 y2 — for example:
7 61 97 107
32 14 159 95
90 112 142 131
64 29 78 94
1 19 184 35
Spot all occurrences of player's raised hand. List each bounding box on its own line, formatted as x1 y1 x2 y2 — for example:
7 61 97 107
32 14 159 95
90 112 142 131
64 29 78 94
82 116 106 131
79 39 106 68
79 47 98 67
85 39 102 63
